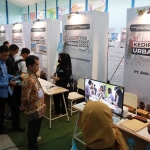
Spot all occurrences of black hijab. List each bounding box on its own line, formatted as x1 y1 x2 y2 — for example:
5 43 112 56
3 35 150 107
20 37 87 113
58 53 72 69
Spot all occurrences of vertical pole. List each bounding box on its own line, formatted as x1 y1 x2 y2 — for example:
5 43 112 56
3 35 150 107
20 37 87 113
56 0 58 19
85 0 88 11
69 0 71 13
45 0 47 18
5 0 9 24
105 0 108 12
28 5 30 22
36 3 37 19
131 0 135 8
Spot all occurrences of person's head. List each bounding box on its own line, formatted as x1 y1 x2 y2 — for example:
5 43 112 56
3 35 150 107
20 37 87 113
116 88 122 97
9 44 19 56
0 45 10 61
146 104 150 112
25 55 39 74
100 86 103 91
88 80 92 86
114 86 118 91
81 101 115 149
21 48 30 60
139 102 145 110
3 41 10 48
58 53 72 68
108 88 112 94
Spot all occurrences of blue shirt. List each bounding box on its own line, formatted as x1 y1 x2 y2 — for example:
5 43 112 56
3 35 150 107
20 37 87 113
0 60 13 98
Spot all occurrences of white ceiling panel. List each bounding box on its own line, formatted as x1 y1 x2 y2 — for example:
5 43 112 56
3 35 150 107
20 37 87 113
7 0 44 7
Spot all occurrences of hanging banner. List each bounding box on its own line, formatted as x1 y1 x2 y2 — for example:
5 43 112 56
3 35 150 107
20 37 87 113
31 22 48 76
88 0 105 12
58 5 69 20
124 6 150 110
12 24 23 50
108 48 125 86
47 8 56 19
71 3 85 13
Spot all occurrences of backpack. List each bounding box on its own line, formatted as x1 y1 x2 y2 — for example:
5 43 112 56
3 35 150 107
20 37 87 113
14 59 24 75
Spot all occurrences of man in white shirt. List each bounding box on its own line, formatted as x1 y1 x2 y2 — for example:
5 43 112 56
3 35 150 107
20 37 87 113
14 48 30 107
108 88 115 101
14 48 30 73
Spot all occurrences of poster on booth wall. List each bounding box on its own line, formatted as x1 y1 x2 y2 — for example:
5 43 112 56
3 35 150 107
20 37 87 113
0 28 6 46
108 48 125 86
63 22 93 81
12 24 23 50
47 8 56 19
71 3 85 13
108 33 120 48
120 31 126 48
31 22 48 74
30 12 36 21
88 0 105 12
124 6 150 110
58 5 69 20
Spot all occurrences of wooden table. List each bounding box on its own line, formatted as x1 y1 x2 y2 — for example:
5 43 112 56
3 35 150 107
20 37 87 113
38 78 69 128
72 102 150 149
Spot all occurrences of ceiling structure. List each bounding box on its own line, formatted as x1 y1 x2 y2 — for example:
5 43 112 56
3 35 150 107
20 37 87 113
7 0 44 7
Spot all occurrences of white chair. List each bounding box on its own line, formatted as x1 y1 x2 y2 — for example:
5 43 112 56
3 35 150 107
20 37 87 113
124 92 138 114
68 79 85 116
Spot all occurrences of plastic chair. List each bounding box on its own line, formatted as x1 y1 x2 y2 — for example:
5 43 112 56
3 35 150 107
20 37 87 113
124 92 138 114
68 79 84 116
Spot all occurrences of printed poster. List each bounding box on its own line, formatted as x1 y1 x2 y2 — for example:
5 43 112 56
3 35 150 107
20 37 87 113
120 31 126 48
0 27 6 46
31 22 48 75
63 23 93 81
88 0 105 12
12 24 23 50
47 8 56 19
71 3 85 13
108 48 125 86
58 5 69 20
30 12 36 21
108 33 119 48
124 6 150 110
37 10 45 19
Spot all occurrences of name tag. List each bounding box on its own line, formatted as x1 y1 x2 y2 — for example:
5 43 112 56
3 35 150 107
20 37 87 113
38 89 44 98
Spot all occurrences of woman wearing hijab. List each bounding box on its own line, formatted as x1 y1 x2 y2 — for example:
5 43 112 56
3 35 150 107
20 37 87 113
51 53 72 116
81 101 128 150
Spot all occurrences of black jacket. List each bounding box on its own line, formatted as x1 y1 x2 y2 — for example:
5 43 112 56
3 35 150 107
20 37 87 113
55 64 72 88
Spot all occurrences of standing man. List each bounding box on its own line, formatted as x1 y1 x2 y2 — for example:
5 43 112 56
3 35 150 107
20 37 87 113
108 88 115 101
3 41 10 48
20 55 46 150
0 45 25 134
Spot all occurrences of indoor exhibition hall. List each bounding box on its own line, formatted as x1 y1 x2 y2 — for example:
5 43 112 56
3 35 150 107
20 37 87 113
0 0 150 150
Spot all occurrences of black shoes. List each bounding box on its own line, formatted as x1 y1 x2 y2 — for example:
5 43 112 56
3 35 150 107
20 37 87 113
0 128 11 135
12 125 25 132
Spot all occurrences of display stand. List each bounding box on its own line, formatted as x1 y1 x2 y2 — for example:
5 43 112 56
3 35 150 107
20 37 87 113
0 25 13 45
30 19 60 81
62 10 108 82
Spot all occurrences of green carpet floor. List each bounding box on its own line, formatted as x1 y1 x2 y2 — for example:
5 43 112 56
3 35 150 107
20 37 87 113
4 112 85 150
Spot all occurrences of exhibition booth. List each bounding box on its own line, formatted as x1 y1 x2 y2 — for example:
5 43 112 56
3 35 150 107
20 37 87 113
1 5 150 150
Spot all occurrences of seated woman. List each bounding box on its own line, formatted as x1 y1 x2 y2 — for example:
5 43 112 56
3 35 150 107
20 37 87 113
81 101 128 150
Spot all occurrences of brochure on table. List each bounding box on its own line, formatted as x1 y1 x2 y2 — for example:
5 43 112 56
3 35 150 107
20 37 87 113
62 10 108 82
124 6 150 108
108 47 125 86
0 25 12 45
30 19 60 81
12 22 32 51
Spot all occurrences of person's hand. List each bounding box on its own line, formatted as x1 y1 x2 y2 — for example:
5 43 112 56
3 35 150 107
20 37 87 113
52 77 60 81
50 74 54 78
19 105 25 111
8 81 16 87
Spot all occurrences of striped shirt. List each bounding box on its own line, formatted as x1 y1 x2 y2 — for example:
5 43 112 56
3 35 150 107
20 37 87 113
21 72 46 121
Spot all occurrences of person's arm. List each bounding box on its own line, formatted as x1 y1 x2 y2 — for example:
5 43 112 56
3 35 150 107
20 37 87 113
20 79 33 110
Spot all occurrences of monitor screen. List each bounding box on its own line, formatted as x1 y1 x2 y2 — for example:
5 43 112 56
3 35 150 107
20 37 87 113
84 78 124 117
